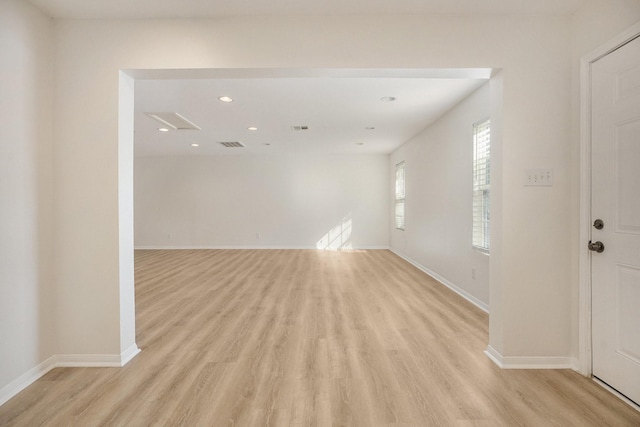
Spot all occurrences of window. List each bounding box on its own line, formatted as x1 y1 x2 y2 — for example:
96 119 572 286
395 161 406 230
472 119 490 251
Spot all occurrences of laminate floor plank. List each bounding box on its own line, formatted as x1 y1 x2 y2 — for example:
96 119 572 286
1 249 639 426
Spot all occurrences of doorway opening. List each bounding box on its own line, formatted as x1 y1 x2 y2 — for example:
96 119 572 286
118 67 498 362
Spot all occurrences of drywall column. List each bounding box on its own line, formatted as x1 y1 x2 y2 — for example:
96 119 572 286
118 72 139 361
53 38 124 359
488 71 504 356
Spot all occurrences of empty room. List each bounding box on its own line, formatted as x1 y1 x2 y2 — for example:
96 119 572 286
1 0 640 425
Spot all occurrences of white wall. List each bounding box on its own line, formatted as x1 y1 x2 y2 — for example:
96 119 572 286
0 0 54 394
390 83 490 309
51 14 574 363
135 154 389 249
57 9 640 370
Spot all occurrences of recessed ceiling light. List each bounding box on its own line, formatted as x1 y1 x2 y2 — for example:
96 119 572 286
158 128 169 132
191 143 199 147
248 127 258 131
218 96 233 103
381 96 396 102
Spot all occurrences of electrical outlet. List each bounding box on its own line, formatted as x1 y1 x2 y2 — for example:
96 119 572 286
525 169 553 186
472 268 476 280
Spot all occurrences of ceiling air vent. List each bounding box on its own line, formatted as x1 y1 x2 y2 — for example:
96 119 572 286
146 112 201 130
219 141 245 148
291 125 309 131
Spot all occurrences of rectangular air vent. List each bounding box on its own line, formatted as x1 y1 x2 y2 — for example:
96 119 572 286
146 112 201 130
291 125 309 131
219 141 245 148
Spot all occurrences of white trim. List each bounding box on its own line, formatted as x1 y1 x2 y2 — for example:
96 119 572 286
120 344 141 366
582 22 640 65
578 21 640 378
389 248 489 313
134 246 390 251
0 347 140 407
0 356 58 407
55 354 125 368
578 49 593 378
484 345 504 367
56 346 140 367
485 346 576 370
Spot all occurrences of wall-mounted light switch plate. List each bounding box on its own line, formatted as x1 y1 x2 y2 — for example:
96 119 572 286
525 169 553 186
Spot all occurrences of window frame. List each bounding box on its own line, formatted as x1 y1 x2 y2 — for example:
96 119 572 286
395 161 406 231
472 118 491 252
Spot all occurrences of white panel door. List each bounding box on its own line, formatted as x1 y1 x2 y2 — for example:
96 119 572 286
591 35 640 405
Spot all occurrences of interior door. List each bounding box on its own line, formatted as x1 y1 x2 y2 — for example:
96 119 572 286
591 34 640 405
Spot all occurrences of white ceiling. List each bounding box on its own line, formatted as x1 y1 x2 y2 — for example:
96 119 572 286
29 1 586 159
133 69 490 157
29 0 586 19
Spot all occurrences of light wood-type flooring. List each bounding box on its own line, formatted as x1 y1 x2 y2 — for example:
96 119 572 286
1 249 639 426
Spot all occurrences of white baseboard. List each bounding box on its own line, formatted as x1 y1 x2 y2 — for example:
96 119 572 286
134 245 390 251
484 345 504 367
120 344 141 365
0 356 58 407
56 345 140 367
389 248 489 313
55 353 124 367
0 345 140 407
485 345 576 369
135 245 314 250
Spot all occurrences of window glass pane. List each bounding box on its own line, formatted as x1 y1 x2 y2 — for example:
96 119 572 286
395 162 405 230
472 120 490 251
